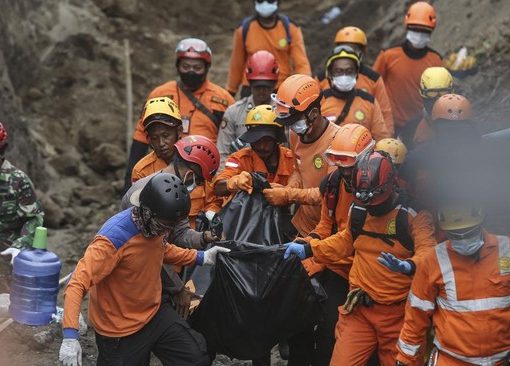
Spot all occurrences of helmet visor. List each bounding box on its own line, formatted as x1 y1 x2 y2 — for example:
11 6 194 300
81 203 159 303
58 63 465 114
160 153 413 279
176 38 210 53
420 87 453 99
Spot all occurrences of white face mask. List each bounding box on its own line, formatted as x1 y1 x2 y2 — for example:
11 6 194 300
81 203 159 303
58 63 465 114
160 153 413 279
332 75 357 92
255 1 278 18
290 119 309 135
406 30 431 49
451 236 484 256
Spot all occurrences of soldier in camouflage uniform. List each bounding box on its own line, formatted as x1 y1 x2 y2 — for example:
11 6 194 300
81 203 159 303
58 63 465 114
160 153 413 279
0 122 44 263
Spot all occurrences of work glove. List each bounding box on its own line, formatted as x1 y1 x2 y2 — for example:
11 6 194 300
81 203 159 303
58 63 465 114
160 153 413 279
59 338 82 366
203 246 231 265
377 252 413 275
263 187 321 206
283 243 306 260
226 171 253 194
0 247 21 265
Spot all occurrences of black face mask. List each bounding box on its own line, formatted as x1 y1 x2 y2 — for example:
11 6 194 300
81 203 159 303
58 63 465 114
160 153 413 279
423 98 436 115
179 71 206 90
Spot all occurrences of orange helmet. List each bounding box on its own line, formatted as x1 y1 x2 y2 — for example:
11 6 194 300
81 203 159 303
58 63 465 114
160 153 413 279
271 74 322 125
405 2 437 30
431 94 472 122
334 26 367 46
324 124 375 168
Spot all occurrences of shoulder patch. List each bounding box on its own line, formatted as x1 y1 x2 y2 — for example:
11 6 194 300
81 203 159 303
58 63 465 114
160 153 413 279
359 64 380 82
355 89 375 103
211 96 229 107
98 208 140 249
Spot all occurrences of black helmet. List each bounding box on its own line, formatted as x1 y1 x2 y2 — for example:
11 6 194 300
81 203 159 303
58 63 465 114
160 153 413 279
131 173 191 222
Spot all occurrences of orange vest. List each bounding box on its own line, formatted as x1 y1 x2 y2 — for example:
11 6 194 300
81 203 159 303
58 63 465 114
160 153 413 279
310 206 436 304
320 88 391 140
226 17 311 93
131 151 167 183
397 233 510 365
133 80 234 144
373 43 442 129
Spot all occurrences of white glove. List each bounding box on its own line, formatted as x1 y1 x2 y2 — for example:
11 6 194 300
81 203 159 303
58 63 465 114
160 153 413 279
52 308 88 336
59 338 82 366
0 248 21 265
203 246 231 266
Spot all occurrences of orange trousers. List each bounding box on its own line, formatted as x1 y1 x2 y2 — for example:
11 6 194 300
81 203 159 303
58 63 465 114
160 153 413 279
330 301 406 366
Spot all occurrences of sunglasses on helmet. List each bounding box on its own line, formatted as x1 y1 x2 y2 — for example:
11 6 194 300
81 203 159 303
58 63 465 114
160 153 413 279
420 87 454 99
175 39 210 54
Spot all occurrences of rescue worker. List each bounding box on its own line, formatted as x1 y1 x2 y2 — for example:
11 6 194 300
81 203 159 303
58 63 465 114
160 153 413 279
399 94 476 209
373 1 442 140
375 138 408 171
319 26 394 129
412 67 454 147
213 104 293 198
263 74 339 237
226 0 311 97
217 50 279 167
396 204 510 365
320 45 391 140
59 173 230 366
0 122 44 264
284 151 436 365
131 96 182 183
125 38 234 186
304 124 376 366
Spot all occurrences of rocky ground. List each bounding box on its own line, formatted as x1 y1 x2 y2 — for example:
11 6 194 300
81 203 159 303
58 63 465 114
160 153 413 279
0 0 510 364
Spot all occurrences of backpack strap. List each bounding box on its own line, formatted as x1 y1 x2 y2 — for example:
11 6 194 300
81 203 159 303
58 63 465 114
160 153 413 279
395 204 415 253
177 82 221 130
241 16 256 46
279 14 292 46
350 204 368 242
319 170 343 235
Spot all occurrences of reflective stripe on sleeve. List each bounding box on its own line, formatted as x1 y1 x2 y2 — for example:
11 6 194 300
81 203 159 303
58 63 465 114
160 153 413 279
397 338 421 357
408 291 435 311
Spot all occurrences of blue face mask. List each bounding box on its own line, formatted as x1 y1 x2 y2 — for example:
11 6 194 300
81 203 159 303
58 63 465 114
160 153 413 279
451 236 484 256
255 1 278 18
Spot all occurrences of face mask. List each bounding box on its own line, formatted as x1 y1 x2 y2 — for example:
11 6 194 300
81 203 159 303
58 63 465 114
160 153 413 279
451 236 484 256
406 30 431 49
332 75 357 92
179 71 206 90
255 1 278 18
290 119 309 135
182 171 197 193
132 206 171 237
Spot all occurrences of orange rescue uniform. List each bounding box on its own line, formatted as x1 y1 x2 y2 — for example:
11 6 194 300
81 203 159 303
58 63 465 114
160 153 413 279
397 233 510 366
213 145 294 188
373 43 442 129
130 151 221 228
63 208 198 337
320 64 394 132
133 80 234 144
413 114 433 146
309 206 436 365
226 17 311 94
288 121 339 236
321 88 392 140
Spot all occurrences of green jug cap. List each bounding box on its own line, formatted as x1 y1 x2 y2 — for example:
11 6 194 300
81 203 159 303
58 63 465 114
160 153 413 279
32 227 48 249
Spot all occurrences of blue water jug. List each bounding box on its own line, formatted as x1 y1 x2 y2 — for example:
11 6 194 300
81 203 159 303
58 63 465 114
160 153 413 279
9 227 61 325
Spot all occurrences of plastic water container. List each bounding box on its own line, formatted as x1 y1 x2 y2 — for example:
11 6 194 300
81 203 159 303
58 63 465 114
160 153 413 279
9 227 61 325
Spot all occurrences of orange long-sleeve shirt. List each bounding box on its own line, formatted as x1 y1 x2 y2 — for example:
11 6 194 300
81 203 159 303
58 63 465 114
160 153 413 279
63 208 198 337
310 206 436 304
320 64 394 133
133 80 234 144
320 88 391 140
373 42 442 129
287 121 339 236
226 16 311 94
397 233 510 365
131 154 221 228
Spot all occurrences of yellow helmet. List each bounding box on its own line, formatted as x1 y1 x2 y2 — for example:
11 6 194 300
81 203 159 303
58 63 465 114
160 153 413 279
245 104 280 127
375 138 408 165
419 67 454 99
326 45 361 70
437 205 485 231
142 97 182 131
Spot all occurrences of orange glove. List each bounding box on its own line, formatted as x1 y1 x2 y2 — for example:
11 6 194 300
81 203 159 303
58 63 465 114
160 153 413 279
226 171 253 194
263 187 321 206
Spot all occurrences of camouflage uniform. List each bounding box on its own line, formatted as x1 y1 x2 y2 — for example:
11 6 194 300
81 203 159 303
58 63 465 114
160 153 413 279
0 159 44 250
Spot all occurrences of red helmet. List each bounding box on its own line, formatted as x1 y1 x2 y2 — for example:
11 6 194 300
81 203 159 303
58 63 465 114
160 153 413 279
175 135 220 180
175 38 212 64
245 50 279 81
0 122 7 149
352 151 396 206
